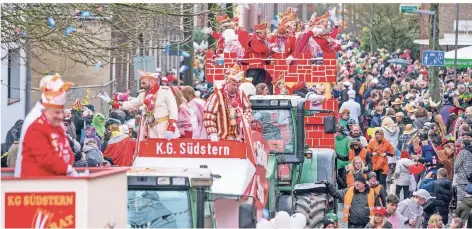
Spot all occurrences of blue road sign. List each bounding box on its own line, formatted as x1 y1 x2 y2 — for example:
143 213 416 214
133 56 157 81
422 50 445 67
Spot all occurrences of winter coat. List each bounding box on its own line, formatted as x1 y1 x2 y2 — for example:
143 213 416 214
4 120 23 152
419 178 453 218
370 114 382 128
413 117 429 129
455 194 472 223
367 137 395 174
335 134 351 169
397 198 424 228
329 186 380 226
82 142 104 167
453 146 472 186
339 99 361 124
364 221 392 229
394 158 414 186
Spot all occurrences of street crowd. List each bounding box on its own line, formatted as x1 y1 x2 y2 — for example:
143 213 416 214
2 5 472 229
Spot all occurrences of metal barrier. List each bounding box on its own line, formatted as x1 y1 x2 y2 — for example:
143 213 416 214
31 79 115 115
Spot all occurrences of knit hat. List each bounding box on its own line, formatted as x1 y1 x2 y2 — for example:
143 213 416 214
354 174 366 183
400 150 410 159
323 218 335 228
372 207 388 216
367 171 377 180
348 89 356 99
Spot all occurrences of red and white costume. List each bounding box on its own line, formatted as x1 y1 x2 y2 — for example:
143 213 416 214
268 13 296 56
209 14 231 54
247 22 270 59
292 11 341 59
108 71 179 139
203 67 252 141
14 74 75 177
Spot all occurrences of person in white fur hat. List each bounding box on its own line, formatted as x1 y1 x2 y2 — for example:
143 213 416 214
222 29 245 58
14 73 78 177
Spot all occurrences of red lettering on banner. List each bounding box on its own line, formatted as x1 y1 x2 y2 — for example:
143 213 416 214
139 139 247 159
5 192 75 228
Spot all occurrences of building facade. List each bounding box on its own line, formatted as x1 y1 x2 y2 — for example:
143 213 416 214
1 45 26 142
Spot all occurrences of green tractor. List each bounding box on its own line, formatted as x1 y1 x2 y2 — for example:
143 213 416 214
249 95 337 228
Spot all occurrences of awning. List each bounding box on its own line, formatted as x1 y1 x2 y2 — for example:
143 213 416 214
444 46 472 67
414 33 472 46
413 39 472 46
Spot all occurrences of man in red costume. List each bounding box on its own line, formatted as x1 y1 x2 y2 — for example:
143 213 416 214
98 71 179 139
103 118 135 166
291 8 349 61
268 17 296 56
203 65 252 141
247 22 270 59
14 73 78 177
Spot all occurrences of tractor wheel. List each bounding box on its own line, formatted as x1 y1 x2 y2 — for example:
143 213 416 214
294 193 328 228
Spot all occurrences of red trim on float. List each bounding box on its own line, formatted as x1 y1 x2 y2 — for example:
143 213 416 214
1 167 129 180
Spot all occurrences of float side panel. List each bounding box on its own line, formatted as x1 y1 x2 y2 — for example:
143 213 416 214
87 172 128 228
1 179 88 228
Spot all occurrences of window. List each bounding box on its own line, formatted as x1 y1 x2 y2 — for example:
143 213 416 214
8 48 21 104
252 109 294 153
128 190 192 228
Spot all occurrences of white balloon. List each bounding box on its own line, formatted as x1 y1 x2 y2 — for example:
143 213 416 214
270 218 276 227
274 211 291 229
257 218 274 229
290 213 307 229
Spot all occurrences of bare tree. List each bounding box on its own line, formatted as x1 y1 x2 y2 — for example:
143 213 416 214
1 3 229 73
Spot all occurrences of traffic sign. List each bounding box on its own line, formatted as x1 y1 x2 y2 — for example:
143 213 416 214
133 56 157 81
422 50 445 67
399 4 420 14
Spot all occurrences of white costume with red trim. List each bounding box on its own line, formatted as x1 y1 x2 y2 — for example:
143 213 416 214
112 75 179 139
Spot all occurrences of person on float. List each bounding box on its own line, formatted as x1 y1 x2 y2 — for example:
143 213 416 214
203 66 253 141
102 118 135 166
171 87 194 138
290 8 351 62
247 22 270 59
14 73 78 177
222 29 245 59
98 71 179 139
202 14 232 54
181 86 206 139
268 17 296 57
229 17 250 52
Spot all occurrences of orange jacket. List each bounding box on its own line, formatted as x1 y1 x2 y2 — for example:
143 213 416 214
349 148 368 163
367 137 394 174
343 187 375 223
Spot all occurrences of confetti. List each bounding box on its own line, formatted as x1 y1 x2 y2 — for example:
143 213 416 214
80 11 91 18
64 25 75 36
47 17 55 29
15 27 20 34
94 62 102 71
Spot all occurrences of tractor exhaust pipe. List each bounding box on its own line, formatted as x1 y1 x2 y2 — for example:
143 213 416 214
296 100 306 162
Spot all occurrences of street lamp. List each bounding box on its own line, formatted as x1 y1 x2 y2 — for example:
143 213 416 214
412 9 436 50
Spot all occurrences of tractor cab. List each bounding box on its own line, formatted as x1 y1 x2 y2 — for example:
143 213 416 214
127 167 214 228
249 95 337 227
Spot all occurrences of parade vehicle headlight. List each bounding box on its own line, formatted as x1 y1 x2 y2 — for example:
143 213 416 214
270 100 278 106
157 177 171 185
172 177 187 186
279 100 289 106
191 178 213 187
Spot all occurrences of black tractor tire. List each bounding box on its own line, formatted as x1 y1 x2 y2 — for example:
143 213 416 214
294 192 329 228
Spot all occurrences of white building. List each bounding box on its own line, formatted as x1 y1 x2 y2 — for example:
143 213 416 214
1 45 26 143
